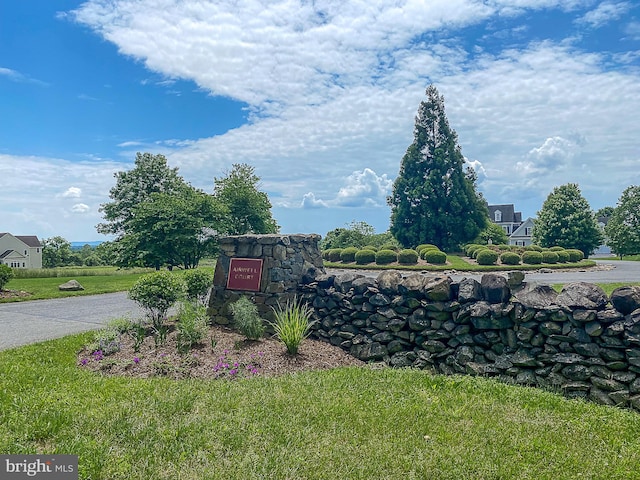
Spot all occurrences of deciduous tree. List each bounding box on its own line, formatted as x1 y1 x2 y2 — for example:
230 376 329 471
388 85 487 251
605 185 640 258
532 183 602 257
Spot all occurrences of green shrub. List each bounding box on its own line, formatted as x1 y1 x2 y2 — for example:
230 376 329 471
549 246 565 251
525 245 543 252
542 251 559 264
476 249 499 265
183 268 213 304
500 252 521 265
229 296 265 340
355 249 376 265
424 249 447 264
416 244 438 255
398 249 419 265
566 249 585 262
496 244 511 251
464 244 483 257
129 271 186 329
375 249 398 265
340 247 359 263
269 297 315 355
380 243 399 252
87 327 122 356
0 264 14 290
176 302 209 353
522 251 543 264
326 248 343 262
362 245 378 252
556 250 570 263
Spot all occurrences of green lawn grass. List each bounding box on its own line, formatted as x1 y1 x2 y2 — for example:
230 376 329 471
1 333 640 479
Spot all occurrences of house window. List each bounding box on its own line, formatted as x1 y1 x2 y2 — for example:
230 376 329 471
502 226 509 234
37 248 40 253
494 210 502 222
525 227 532 236
22 263 25 268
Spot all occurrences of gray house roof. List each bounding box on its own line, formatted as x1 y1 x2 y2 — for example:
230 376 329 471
487 204 522 223
0 233 42 248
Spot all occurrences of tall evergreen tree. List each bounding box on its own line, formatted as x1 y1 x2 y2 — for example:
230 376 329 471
532 183 603 256
388 85 487 250
605 185 640 258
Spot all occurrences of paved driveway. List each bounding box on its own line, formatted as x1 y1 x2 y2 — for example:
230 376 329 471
0 292 146 351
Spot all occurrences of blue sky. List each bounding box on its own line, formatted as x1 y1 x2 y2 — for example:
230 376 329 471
1 0 639 242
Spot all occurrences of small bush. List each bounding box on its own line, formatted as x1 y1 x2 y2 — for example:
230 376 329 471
522 251 543 264
362 245 378 252
184 268 214 304
88 328 121 356
424 249 447 264
556 250 570 263
525 245 543 252
566 249 585 262
380 243 399 252
0 264 14 290
106 317 134 334
355 249 376 265
542 251 559 264
229 296 265 340
398 249 419 265
129 271 186 329
270 297 315 355
476 249 499 265
464 244 483 257
496 244 511 251
416 244 438 255
176 302 209 353
500 252 521 265
340 247 359 263
375 249 398 265
549 246 565 252
326 249 343 262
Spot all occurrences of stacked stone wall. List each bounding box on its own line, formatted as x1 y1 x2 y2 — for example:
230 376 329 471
300 271 640 410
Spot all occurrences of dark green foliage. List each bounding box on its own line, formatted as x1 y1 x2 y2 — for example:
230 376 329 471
128 272 186 329
321 222 396 250
212 163 279 235
473 223 509 246
325 249 343 262
229 296 265 340
340 247 359 263
355 249 376 265
183 269 214 304
380 243 400 252
375 249 398 265
533 183 603 257
0 264 14 290
542 251 559 264
397 249 419 265
500 252 521 265
424 249 447 264
42 236 74 268
388 85 488 251
566 249 585 262
556 250 570 263
522 251 543 265
476 249 499 265
605 185 640 258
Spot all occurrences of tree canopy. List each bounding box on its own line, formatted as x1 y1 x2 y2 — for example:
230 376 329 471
212 163 279 235
320 221 397 250
388 85 487 251
532 183 603 256
473 222 509 246
605 185 640 258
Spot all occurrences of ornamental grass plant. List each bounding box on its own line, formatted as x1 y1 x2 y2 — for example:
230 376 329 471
270 297 315 355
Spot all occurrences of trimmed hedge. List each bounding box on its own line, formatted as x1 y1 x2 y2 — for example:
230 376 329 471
549 246 565 252
525 245 543 252
375 249 398 265
398 249 419 265
465 244 484 257
424 249 447 264
556 250 570 263
355 249 376 265
362 245 378 252
567 249 585 262
380 243 399 252
340 247 359 263
542 251 559 264
325 248 343 262
522 251 543 264
476 249 499 265
500 252 521 265
416 244 438 255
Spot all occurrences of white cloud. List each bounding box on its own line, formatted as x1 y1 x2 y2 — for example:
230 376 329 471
0 66 48 86
72 203 90 213
526 136 577 168
334 168 392 207
62 187 82 198
624 21 640 40
301 192 328 209
576 1 630 28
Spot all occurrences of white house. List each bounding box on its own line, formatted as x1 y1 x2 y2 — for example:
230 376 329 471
509 218 535 247
487 204 522 236
0 233 43 269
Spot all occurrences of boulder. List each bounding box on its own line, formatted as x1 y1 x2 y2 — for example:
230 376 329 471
333 272 364 293
458 278 482 303
376 271 403 295
512 282 558 309
58 279 84 291
480 274 510 304
557 282 608 310
507 271 525 288
423 275 452 302
610 286 640 315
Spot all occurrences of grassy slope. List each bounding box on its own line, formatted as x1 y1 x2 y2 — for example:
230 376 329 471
1 334 640 479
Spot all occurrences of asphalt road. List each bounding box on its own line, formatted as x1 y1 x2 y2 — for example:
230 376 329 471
0 292 146 351
1 260 638 352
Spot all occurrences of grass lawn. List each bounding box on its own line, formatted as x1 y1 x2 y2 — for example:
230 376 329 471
2 333 640 479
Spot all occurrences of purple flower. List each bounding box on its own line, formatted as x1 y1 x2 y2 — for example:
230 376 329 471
80 358 88 366
133 357 140 364
229 369 237 376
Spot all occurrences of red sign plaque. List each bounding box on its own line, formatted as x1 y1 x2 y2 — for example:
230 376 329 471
226 258 263 292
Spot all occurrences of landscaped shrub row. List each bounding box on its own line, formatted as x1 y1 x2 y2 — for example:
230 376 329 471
465 243 585 266
322 244 448 266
